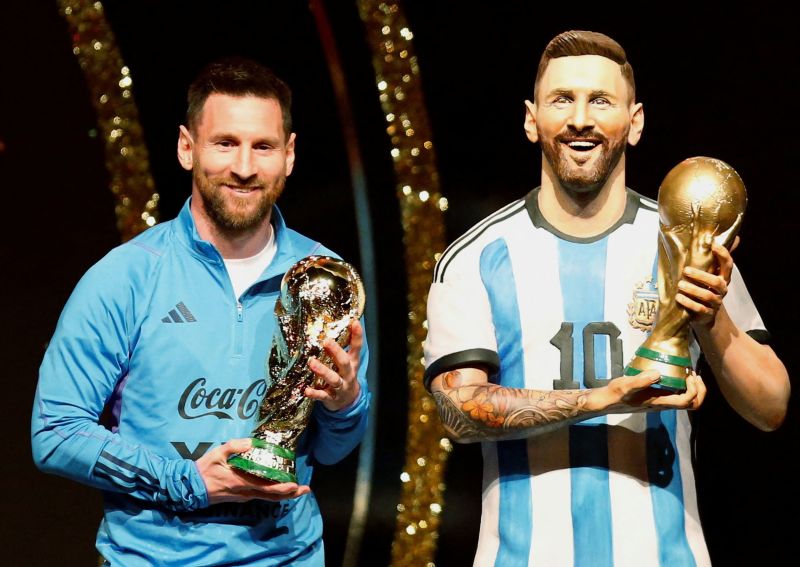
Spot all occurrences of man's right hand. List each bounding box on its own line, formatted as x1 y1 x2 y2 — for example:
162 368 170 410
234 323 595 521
586 369 706 414
195 438 311 505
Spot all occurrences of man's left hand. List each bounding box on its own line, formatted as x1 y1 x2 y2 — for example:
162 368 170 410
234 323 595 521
676 240 736 329
304 320 363 411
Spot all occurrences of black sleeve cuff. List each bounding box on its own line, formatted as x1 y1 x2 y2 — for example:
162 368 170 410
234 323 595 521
423 348 500 392
747 329 771 344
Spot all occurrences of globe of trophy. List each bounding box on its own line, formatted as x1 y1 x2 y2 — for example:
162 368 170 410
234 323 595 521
623 156 746 392
228 255 365 482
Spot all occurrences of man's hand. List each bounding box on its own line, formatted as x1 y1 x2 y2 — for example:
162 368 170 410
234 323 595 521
304 319 363 411
587 369 706 414
676 240 737 329
196 438 311 505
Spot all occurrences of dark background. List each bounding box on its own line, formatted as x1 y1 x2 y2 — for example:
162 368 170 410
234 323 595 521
2 1 797 565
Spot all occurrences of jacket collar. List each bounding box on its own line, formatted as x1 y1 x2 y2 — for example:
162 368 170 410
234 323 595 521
175 197 302 281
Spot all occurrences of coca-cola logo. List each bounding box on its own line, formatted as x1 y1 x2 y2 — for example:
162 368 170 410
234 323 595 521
178 377 267 420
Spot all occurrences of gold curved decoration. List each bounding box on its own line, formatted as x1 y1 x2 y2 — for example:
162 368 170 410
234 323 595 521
58 0 159 241
357 2 451 565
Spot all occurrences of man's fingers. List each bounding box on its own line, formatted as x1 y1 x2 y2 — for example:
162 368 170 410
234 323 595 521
304 385 333 402
251 482 311 498
347 319 364 360
323 339 353 379
217 438 252 459
309 357 345 390
233 484 311 503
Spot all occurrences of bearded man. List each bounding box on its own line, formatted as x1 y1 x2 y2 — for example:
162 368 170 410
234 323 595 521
424 30 789 566
32 57 370 566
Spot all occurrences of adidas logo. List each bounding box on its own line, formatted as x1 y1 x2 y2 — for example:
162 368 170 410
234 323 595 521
162 302 197 323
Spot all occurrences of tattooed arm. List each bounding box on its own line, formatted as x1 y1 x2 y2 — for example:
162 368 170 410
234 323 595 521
430 367 706 443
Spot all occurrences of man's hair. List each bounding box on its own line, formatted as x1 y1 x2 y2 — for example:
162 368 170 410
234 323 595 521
186 56 292 138
533 30 635 104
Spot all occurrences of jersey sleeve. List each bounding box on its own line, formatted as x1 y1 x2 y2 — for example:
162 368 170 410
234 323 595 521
724 263 768 342
31 254 208 512
690 263 769 364
423 253 500 391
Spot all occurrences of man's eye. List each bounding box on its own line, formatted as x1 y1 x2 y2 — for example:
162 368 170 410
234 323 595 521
591 98 610 106
217 140 234 148
553 96 571 105
255 144 273 151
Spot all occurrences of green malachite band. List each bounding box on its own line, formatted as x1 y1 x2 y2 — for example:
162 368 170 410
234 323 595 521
250 438 295 460
624 367 686 390
654 376 689 390
227 456 297 483
635 347 692 367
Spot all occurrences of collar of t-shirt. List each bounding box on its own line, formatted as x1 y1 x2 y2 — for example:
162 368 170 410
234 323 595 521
223 228 277 299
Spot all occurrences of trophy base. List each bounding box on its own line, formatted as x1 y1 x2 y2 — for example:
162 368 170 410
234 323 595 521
625 347 690 393
227 438 297 483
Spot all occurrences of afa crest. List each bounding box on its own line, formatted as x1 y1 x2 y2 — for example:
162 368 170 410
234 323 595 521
627 276 658 332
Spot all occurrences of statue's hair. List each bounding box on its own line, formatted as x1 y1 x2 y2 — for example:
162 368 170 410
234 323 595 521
534 30 635 103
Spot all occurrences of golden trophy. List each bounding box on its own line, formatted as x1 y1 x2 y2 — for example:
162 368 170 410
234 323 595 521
624 156 746 392
228 255 365 482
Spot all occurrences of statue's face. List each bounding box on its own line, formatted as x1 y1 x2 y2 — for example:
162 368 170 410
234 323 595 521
658 157 747 249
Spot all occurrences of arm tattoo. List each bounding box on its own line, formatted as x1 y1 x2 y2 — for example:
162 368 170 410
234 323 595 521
433 370 593 442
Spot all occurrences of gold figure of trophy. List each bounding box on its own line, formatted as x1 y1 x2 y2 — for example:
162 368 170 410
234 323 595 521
624 156 746 392
228 255 365 482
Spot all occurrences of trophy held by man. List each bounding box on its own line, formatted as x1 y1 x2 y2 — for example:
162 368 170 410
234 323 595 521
228 255 365 482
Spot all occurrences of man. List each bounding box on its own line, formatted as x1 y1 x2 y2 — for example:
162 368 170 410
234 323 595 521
32 57 370 566
424 31 789 566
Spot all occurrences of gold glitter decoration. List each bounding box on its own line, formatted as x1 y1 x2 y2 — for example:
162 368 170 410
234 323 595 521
59 0 159 241
357 2 450 565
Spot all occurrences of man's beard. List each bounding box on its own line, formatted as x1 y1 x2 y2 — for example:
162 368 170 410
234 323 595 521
540 127 627 194
194 171 285 234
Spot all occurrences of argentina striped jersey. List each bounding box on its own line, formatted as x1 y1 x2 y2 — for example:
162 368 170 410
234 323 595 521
424 187 766 567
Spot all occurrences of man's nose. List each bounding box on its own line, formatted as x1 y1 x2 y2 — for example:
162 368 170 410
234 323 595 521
567 102 594 131
231 148 256 180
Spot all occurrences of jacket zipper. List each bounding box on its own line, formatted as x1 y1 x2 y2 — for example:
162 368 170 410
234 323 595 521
234 300 244 356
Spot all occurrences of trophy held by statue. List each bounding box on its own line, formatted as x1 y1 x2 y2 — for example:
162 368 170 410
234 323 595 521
228 255 365 482
624 156 746 392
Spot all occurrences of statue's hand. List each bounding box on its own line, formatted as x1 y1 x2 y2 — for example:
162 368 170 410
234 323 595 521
676 241 734 329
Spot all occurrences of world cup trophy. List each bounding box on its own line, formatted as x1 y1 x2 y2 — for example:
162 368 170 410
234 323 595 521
624 156 746 392
228 255 365 482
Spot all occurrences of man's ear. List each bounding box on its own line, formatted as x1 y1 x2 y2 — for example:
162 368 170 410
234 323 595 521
177 125 194 171
627 103 644 146
523 100 538 144
284 132 296 176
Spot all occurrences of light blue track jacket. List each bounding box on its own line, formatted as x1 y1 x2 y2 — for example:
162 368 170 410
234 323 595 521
32 198 370 566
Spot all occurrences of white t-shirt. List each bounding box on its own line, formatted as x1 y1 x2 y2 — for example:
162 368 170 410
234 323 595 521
223 228 277 299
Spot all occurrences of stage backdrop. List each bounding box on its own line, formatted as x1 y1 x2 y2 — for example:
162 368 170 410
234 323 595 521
2 2 797 566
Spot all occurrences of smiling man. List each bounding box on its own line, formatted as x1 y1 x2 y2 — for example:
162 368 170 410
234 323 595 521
32 58 370 566
424 31 789 566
